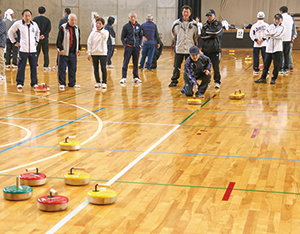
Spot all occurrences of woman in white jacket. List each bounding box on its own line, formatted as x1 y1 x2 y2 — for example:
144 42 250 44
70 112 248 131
87 17 109 88
255 14 285 85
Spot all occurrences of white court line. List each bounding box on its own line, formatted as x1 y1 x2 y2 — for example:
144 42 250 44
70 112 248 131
45 124 181 234
0 122 32 148
0 92 103 174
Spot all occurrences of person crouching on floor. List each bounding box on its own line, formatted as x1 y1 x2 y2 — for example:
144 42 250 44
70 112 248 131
181 46 211 98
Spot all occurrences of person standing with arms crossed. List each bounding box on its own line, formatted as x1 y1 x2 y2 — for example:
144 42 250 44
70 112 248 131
169 5 198 87
201 9 223 89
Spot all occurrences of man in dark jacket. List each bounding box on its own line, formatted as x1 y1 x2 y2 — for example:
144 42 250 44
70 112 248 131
139 14 159 72
33 6 51 71
151 33 163 69
181 46 211 98
105 16 116 68
120 11 143 84
0 10 6 79
201 9 223 89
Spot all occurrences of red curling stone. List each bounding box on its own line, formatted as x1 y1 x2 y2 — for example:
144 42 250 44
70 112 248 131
37 189 69 212
20 167 47 186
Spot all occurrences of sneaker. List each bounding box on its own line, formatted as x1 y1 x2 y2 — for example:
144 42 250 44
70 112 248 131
254 78 267 83
106 64 115 68
168 82 177 87
53 65 58 70
74 84 81 88
180 89 185 94
270 79 276 84
132 77 142 83
207 83 211 88
5 65 10 69
145 68 153 72
33 84 38 89
196 94 205 98
214 83 220 89
43 67 51 71
279 70 284 75
0 75 5 80
59 85 66 90
12 64 18 69
120 78 126 84
253 71 259 75
283 70 289 75
102 83 107 89
94 83 101 88
17 84 23 89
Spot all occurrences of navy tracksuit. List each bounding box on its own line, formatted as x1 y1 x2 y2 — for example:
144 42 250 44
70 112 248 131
121 21 142 79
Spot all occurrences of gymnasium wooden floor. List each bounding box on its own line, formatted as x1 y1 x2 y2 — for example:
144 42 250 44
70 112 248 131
0 46 299 234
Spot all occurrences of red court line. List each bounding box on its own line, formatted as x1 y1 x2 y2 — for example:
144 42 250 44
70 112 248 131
251 128 259 138
222 182 235 201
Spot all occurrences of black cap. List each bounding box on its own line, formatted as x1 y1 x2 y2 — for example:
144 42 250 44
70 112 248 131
206 9 216 16
189 46 200 55
274 13 282 19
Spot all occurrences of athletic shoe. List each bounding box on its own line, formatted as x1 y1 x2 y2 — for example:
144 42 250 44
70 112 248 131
270 79 276 84
120 78 126 84
59 85 66 90
180 89 185 94
17 84 23 89
5 65 10 69
0 75 5 80
74 84 81 88
94 83 101 88
145 68 153 72
11 64 18 69
214 83 220 89
106 64 115 68
102 83 107 89
207 83 211 88
279 70 284 75
283 70 289 75
253 71 259 75
33 84 38 89
53 65 58 70
254 78 267 83
132 77 142 83
168 82 177 87
196 94 205 98
44 67 51 71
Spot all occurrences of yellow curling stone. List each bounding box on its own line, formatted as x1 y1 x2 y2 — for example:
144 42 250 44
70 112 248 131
59 136 81 151
64 167 91 186
229 89 245 100
87 184 117 205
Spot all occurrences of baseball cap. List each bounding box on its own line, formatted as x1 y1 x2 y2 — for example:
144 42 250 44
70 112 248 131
206 9 216 16
274 13 283 19
189 46 200 55
257 11 265 19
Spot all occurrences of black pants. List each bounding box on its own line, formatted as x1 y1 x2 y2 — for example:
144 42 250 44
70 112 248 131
182 72 211 96
58 53 77 86
16 52 37 86
92 55 107 83
253 47 266 71
107 44 115 65
37 38 49 67
122 46 140 78
261 52 282 80
282 41 290 71
5 38 18 66
171 53 189 84
203 52 221 84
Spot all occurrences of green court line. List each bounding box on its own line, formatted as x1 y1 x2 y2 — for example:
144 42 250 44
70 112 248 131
179 95 216 125
0 174 299 196
0 92 60 111
0 90 90 121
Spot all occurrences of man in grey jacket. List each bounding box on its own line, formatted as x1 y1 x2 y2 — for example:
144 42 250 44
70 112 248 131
0 10 6 79
169 5 198 87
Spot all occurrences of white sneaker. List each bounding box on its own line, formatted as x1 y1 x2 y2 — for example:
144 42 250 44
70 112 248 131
102 83 107 89
284 70 289 75
74 84 81 88
12 64 18 69
33 84 38 89
17 84 23 89
5 65 10 69
120 78 126 84
132 77 142 83
53 65 58 70
94 83 101 88
214 83 220 89
279 70 284 75
106 64 115 68
0 75 5 80
208 83 211 88
44 67 51 71
59 85 65 90
253 71 259 75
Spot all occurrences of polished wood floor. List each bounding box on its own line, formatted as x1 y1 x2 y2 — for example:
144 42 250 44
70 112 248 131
0 46 299 234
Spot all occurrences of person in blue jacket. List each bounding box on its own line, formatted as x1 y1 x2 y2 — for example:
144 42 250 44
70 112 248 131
120 11 143 84
105 16 116 68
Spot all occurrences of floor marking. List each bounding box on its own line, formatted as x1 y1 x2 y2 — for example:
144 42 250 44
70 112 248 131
222 182 235 201
45 93 216 233
20 145 300 162
251 128 259 138
0 122 31 148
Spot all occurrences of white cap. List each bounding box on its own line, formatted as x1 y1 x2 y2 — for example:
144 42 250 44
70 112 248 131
257 11 265 19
